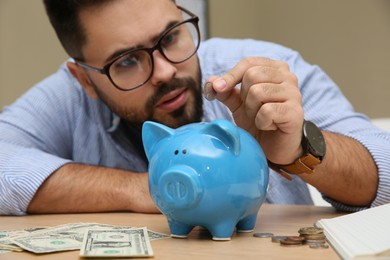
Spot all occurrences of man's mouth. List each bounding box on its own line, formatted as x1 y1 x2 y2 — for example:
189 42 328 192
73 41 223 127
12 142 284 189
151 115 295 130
155 88 188 112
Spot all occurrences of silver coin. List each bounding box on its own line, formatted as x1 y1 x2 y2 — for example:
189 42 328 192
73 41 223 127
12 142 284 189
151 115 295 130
271 235 288 243
203 82 217 101
253 232 274 238
287 236 305 242
309 244 329 249
304 239 326 244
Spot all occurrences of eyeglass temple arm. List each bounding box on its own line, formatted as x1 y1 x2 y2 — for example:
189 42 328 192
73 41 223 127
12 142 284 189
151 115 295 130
76 61 105 74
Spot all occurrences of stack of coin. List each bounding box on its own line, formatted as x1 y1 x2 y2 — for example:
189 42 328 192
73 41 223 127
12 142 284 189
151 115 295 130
253 226 329 249
298 227 329 249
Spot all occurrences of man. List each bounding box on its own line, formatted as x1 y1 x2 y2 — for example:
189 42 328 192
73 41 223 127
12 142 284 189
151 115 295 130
0 0 388 215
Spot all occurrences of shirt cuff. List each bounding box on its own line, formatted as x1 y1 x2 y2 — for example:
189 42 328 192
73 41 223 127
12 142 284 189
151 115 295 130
0 147 71 215
322 131 390 212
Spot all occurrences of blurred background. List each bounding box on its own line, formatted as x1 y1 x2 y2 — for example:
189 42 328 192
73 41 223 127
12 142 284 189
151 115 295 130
1 0 390 119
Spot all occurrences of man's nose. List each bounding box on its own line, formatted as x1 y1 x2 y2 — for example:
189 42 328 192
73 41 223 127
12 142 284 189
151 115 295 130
149 50 177 86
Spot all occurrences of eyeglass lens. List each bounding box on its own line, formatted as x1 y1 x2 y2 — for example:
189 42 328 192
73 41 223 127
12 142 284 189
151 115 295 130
109 21 199 90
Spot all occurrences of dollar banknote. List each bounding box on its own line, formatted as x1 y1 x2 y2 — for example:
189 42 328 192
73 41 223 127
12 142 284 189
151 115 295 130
0 249 11 254
80 227 154 258
0 227 48 252
12 223 116 253
7 223 168 254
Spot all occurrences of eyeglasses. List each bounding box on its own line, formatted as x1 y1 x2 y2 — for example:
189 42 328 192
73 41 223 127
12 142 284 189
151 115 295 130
75 6 200 91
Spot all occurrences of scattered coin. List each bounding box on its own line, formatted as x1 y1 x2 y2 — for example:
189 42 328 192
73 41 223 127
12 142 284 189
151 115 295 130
305 242 326 247
280 239 303 247
309 244 329 249
253 232 274 238
271 236 288 243
304 239 326 244
286 236 305 242
203 82 217 101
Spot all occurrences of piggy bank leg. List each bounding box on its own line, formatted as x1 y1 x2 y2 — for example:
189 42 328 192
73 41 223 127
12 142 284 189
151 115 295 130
207 221 236 241
168 219 194 238
236 214 257 232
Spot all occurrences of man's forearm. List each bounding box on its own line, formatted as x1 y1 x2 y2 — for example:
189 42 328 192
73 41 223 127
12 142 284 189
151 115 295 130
27 163 160 214
301 132 378 206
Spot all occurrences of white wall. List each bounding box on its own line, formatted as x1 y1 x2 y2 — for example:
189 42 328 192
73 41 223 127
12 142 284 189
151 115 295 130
208 0 390 119
176 0 208 39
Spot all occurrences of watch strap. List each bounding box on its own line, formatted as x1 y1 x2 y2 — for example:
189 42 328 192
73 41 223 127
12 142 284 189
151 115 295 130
268 154 321 180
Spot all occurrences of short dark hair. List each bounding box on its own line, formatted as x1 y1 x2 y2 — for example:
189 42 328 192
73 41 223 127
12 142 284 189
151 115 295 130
43 0 177 60
43 0 112 59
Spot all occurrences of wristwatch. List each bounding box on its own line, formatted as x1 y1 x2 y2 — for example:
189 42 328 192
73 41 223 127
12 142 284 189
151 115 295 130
268 120 326 180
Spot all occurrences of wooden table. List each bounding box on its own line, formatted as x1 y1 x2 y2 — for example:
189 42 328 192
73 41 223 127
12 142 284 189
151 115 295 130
0 204 345 259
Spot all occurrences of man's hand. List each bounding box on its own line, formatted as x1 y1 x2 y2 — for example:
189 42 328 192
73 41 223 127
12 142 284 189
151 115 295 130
207 57 304 165
207 57 378 207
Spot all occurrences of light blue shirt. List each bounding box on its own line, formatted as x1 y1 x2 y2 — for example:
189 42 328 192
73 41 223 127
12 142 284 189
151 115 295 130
1 38 389 215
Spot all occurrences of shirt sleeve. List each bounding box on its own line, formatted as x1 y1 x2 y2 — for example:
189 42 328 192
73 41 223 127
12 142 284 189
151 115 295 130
0 143 71 215
0 65 78 215
287 49 390 212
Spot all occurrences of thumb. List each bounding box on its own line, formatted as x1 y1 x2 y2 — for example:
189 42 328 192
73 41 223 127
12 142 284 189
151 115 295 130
205 76 242 113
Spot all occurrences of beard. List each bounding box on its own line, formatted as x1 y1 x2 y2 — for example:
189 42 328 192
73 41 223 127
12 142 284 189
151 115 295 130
90 64 204 130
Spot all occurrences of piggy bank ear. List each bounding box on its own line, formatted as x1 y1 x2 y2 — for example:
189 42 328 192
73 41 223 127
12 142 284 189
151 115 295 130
204 119 240 156
142 121 174 160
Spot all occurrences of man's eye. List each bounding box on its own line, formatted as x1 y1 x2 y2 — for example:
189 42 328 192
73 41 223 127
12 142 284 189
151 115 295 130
116 55 138 68
161 30 179 47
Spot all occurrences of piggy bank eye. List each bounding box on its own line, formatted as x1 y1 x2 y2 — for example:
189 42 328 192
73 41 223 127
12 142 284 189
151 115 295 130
182 149 187 154
174 150 179 155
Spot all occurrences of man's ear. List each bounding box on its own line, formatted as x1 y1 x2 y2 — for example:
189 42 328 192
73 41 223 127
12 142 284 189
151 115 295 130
66 62 98 99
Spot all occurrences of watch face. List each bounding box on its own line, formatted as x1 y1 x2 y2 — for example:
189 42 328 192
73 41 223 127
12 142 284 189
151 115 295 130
303 121 326 157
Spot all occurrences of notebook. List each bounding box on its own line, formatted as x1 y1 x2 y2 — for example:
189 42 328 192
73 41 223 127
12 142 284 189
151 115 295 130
315 203 390 259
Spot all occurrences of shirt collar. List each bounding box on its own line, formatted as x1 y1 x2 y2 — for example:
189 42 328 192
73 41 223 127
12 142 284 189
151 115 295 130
107 112 121 133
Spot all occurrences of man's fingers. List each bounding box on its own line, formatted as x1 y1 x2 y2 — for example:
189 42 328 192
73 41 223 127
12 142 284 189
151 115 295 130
255 101 303 133
204 57 294 115
203 78 242 114
213 57 284 92
244 81 300 120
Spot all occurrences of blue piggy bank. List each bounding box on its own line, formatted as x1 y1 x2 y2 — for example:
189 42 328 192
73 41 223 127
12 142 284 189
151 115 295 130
142 119 269 240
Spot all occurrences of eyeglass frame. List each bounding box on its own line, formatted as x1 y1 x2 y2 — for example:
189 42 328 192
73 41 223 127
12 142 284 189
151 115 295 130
74 6 200 91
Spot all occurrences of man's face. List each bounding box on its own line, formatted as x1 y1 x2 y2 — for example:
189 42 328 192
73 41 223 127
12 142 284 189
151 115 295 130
77 0 203 129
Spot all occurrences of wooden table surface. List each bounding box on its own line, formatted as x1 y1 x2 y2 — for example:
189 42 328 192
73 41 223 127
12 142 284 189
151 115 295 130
0 204 345 259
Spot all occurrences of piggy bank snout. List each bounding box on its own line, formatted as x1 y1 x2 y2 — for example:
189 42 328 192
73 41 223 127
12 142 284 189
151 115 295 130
157 165 203 209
